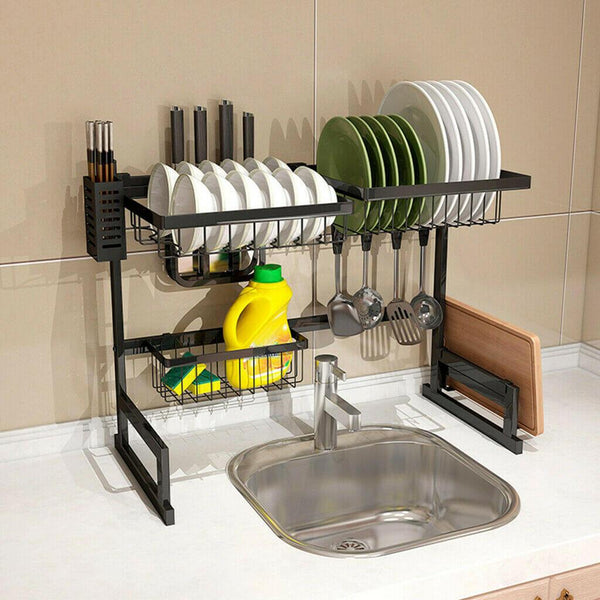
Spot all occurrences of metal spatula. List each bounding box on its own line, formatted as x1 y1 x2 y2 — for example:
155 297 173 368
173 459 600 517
386 231 422 345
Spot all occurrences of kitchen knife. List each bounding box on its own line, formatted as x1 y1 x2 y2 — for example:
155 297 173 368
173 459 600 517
219 99 233 161
243 111 254 159
170 106 184 167
194 106 207 165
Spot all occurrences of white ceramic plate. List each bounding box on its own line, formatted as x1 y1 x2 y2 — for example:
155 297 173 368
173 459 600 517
414 81 462 224
294 166 334 242
243 158 270 174
169 174 209 254
221 159 249 176
176 161 204 180
225 171 266 248
264 156 291 172
329 185 338 204
440 80 490 220
272 167 305 245
249 169 284 246
454 81 501 217
148 163 179 216
202 172 242 251
428 81 476 222
378 81 449 224
198 160 227 178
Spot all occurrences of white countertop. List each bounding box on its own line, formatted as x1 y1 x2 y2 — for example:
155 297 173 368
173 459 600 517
1 367 599 600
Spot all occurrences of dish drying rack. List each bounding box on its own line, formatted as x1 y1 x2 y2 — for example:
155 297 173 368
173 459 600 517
85 163 530 525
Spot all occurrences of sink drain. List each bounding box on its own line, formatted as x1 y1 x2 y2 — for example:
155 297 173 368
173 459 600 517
334 539 369 552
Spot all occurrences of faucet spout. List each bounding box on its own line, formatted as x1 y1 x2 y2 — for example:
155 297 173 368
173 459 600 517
324 393 361 432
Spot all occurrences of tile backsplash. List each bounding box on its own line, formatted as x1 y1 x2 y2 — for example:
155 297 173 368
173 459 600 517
0 0 598 432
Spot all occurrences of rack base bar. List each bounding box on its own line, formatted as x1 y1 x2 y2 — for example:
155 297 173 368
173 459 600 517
422 384 523 454
440 349 519 436
114 388 174 526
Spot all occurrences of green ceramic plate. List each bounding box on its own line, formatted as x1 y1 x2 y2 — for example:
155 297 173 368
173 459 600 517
347 116 386 231
360 116 399 230
387 114 428 227
316 116 372 232
373 115 415 229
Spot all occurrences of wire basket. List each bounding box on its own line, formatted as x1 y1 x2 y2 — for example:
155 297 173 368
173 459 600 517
146 327 307 407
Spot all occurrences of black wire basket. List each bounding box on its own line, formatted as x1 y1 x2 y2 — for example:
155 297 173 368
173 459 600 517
146 326 307 407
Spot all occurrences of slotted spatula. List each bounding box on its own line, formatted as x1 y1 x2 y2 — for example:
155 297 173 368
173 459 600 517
386 231 422 345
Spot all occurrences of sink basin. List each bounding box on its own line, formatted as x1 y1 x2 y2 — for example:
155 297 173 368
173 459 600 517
227 426 519 557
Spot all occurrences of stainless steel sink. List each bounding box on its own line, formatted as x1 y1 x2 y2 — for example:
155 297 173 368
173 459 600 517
227 426 519 557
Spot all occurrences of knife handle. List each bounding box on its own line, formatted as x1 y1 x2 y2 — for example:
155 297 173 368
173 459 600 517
170 106 184 167
242 112 254 159
194 106 207 165
219 100 233 161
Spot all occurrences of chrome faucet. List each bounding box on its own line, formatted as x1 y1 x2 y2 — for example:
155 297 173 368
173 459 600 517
314 354 361 450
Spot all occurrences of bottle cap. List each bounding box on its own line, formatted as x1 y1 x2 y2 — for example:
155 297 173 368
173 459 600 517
253 264 283 283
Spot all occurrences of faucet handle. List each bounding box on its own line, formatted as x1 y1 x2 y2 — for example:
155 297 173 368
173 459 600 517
315 354 347 384
332 365 347 382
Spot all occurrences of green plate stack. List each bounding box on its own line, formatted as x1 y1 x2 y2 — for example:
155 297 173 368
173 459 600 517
317 114 427 233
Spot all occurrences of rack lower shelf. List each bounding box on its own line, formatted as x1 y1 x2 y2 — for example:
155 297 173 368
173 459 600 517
125 326 307 407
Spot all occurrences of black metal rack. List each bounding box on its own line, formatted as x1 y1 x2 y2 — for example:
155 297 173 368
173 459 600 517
84 165 530 525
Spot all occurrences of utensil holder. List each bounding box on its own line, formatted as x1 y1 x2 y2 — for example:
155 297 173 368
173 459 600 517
84 175 126 262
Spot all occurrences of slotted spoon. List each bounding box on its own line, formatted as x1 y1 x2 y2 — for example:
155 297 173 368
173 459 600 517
386 231 422 345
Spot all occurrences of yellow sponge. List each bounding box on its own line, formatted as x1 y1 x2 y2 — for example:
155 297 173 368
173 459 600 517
161 352 206 395
188 369 221 395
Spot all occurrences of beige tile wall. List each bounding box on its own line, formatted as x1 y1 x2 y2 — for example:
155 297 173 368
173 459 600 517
1 0 599 432
0 0 315 263
316 0 586 219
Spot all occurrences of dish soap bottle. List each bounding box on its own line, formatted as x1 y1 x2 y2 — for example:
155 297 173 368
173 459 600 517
223 264 293 390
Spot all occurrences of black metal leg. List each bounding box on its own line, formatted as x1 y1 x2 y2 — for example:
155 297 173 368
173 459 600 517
110 260 128 446
430 226 448 391
421 227 523 454
109 259 174 524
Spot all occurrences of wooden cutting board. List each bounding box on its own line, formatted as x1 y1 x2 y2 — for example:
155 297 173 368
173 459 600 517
444 297 544 436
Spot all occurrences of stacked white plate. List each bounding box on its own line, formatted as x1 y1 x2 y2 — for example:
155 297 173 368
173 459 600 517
378 80 501 224
146 157 337 255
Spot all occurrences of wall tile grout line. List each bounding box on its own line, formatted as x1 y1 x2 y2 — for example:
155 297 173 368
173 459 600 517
0 248 157 270
0 212 593 271
559 0 587 345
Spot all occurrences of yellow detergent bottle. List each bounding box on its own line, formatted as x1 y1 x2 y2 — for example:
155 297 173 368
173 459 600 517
223 264 294 390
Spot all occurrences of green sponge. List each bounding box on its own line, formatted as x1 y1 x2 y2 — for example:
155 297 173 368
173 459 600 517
188 369 220 395
161 352 206 395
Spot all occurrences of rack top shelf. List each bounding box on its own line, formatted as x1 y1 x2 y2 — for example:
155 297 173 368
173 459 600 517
323 169 531 201
114 168 530 230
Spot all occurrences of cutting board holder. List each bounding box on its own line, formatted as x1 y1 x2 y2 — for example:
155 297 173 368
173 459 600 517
421 226 523 454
